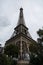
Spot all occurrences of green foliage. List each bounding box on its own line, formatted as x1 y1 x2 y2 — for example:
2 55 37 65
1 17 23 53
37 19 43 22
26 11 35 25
4 44 19 58
37 28 43 53
37 29 43 37
30 53 41 65
11 60 17 65
29 28 43 65
29 43 38 54
0 54 12 65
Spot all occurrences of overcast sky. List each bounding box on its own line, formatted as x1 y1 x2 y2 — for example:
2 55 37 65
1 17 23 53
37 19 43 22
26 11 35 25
0 0 43 46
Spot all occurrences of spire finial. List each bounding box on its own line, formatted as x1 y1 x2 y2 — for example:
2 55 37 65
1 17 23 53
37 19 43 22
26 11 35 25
20 7 23 11
20 7 23 17
17 8 26 26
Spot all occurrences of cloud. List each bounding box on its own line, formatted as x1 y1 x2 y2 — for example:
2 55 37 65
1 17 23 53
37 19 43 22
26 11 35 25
0 0 43 46
0 17 10 27
0 25 13 46
0 16 11 46
0 16 11 31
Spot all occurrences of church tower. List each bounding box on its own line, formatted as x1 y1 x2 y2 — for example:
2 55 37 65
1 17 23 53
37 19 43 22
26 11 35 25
13 8 31 60
5 8 36 64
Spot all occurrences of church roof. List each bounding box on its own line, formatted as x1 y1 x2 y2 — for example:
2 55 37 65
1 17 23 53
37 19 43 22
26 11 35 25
17 8 26 27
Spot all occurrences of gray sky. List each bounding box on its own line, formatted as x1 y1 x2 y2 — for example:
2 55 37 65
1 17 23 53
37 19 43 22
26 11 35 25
0 0 43 46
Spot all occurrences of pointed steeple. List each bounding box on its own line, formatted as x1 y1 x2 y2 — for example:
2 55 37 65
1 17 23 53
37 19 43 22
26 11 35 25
11 8 32 38
17 8 26 27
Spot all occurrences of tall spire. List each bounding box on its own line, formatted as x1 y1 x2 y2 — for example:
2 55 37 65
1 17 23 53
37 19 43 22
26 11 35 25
17 8 26 26
11 8 32 38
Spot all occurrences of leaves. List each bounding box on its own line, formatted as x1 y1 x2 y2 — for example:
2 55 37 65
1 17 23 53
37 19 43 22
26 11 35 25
37 29 43 37
0 54 12 65
29 43 38 54
29 28 43 65
4 44 19 58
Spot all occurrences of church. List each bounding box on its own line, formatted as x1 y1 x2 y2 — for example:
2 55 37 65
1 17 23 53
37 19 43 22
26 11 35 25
5 8 36 65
